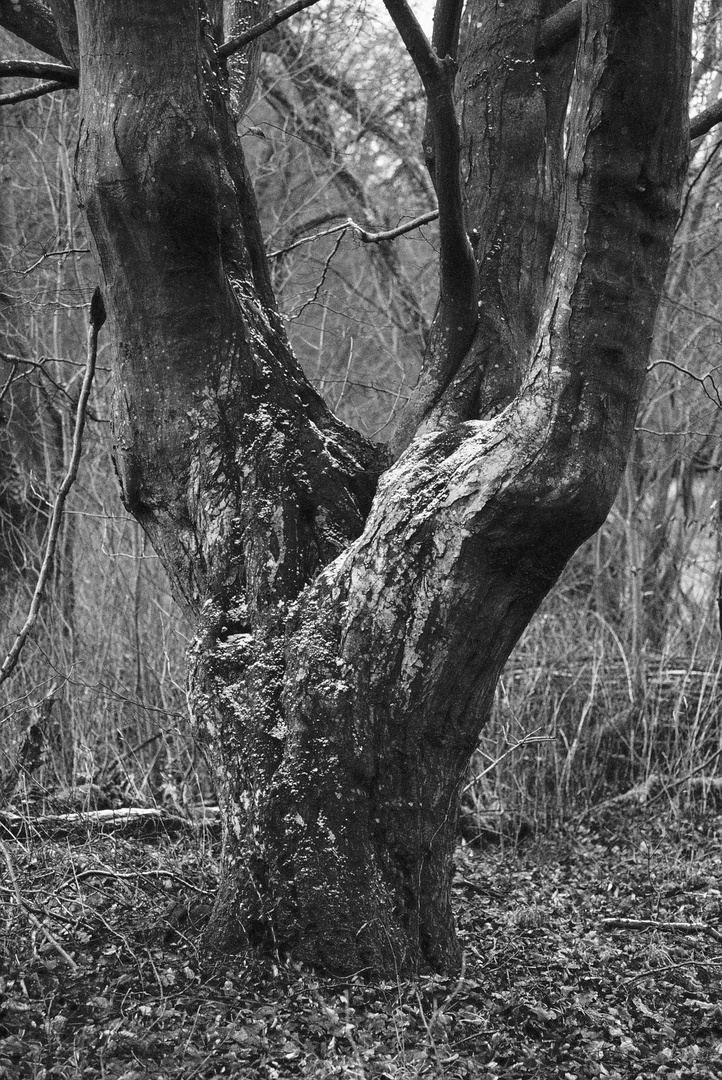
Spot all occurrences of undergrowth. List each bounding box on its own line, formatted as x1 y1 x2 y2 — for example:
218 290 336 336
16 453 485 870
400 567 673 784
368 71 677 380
1 804 721 1078
2 501 720 835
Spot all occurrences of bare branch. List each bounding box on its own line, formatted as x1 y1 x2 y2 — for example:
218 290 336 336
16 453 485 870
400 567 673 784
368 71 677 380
382 0 478 368
0 290 103 689
0 839 78 968
268 210 439 259
0 0 68 62
218 0 322 60
1 247 89 276
261 79 431 344
0 357 18 408
690 96 722 140
267 26 436 203
0 59 77 84
287 229 345 321
0 351 105 416
421 0 464 191
601 917 722 946
537 0 582 54
647 358 722 409
0 350 99 371
262 82 368 205
381 0 440 86
0 79 69 106
346 211 440 244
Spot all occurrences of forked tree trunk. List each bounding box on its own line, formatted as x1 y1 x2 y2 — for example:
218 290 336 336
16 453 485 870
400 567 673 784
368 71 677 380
42 0 693 974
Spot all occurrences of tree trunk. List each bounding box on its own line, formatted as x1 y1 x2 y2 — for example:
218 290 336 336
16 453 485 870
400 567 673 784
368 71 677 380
54 0 693 974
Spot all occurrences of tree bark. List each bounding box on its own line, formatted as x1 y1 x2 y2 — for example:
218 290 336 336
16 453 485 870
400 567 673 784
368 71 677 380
32 0 696 974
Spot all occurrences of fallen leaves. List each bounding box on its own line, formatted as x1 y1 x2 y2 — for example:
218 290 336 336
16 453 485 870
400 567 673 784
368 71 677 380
0 806 721 1077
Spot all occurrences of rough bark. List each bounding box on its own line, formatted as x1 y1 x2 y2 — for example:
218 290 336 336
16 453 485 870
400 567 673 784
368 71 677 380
10 0 694 975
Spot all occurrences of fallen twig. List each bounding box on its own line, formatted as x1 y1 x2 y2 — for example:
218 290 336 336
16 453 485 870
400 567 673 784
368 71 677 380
0 838 78 970
623 955 722 987
0 804 221 839
71 866 210 896
601 916 722 945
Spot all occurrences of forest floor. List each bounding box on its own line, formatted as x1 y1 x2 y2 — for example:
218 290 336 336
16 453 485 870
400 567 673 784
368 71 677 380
1 800 721 1080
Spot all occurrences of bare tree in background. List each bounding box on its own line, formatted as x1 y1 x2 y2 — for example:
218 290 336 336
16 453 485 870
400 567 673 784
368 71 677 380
0 80 80 632
0 0 701 975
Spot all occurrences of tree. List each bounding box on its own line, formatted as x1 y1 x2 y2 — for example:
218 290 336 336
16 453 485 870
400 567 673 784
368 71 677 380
0 73 82 636
0 0 702 976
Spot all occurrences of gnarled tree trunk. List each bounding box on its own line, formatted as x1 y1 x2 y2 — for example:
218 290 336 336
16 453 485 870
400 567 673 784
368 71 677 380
6 0 693 975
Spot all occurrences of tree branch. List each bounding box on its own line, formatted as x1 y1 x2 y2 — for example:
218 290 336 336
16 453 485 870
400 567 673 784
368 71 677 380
268 210 439 259
261 77 431 344
0 0 67 62
601 917 722 946
0 79 70 106
336 210 440 244
690 96 722 140
536 0 582 54
0 59 77 85
0 289 103 689
381 0 441 86
267 25 436 203
382 0 478 374
431 0 464 61
421 0 464 193
218 0 322 60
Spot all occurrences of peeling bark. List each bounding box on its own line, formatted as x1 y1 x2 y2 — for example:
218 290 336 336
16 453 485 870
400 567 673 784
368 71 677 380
7 0 695 974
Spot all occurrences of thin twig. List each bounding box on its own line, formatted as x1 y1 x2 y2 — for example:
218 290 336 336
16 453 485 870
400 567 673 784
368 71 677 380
0 80 70 107
601 917 722 945
0 350 104 417
287 230 345 321
218 0 323 60
463 728 556 793
623 956 722 987
268 209 439 259
0 357 19 409
71 867 209 896
5 248 91 276
635 748 722 810
647 358 722 409
0 289 104 688
0 884 76 925
0 837 78 970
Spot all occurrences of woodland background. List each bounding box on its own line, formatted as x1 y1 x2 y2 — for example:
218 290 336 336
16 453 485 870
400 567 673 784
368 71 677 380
1 0 721 839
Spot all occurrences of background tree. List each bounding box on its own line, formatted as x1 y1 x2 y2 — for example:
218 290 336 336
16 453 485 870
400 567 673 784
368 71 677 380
0 0 705 976
0 33 192 808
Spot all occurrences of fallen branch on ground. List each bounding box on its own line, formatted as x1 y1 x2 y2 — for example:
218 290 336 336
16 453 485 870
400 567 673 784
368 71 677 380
601 916 722 945
0 805 221 839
